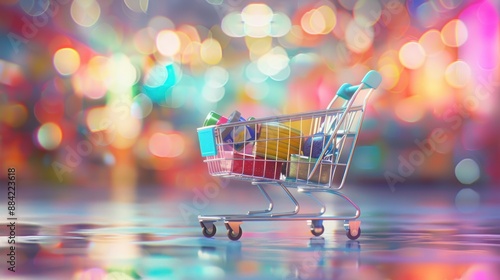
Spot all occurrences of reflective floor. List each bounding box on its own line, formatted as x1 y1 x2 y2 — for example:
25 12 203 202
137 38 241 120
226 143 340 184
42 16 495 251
1 183 500 279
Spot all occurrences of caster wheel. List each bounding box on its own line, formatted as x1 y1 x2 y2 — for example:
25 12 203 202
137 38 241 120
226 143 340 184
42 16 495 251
310 225 325 237
346 227 361 240
227 226 242 241
202 224 216 238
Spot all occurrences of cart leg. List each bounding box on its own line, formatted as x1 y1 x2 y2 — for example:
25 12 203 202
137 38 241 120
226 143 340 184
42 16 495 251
299 190 326 216
300 187 361 219
247 183 274 215
270 183 300 217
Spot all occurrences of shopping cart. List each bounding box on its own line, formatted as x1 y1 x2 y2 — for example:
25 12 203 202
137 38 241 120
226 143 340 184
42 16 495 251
196 70 382 241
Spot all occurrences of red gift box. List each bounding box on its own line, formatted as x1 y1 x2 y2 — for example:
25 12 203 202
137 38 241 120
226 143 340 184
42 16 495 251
221 151 282 179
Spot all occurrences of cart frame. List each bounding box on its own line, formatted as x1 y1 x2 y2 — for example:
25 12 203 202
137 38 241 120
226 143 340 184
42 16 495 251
196 71 382 241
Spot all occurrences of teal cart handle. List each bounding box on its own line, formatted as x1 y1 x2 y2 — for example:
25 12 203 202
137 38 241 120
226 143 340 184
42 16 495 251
336 70 382 100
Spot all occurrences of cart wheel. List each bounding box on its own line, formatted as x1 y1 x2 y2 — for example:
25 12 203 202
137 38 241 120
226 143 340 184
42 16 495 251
310 225 325 237
227 226 243 241
346 227 361 240
202 224 217 238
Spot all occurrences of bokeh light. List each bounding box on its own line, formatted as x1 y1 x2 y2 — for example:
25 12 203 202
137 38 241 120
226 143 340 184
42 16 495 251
439 0 463 10
200 38 222 65
241 3 273 38
105 54 138 92
20 0 49 16
379 64 400 90
53 48 81 76
245 62 268 83
419 29 445 56
1 103 28 128
36 122 62 150
445 60 471 88
149 132 185 158
124 0 149 13
416 2 440 28
394 95 426 123
111 133 138 149
156 30 181 56
131 93 153 119
441 19 468 47
205 66 229 88
241 4 273 27
221 12 245 37
345 20 373 53
257 47 289 76
86 106 107 132
353 0 381 27
176 30 194 58
455 158 480 184
144 64 169 88
114 113 142 140
455 188 480 213
72 56 108 99
399 42 426 69
301 6 337 35
417 52 454 108
270 65 290 81
246 36 272 58
270 13 292 37
222 4 291 38
202 85 225 103
71 0 101 27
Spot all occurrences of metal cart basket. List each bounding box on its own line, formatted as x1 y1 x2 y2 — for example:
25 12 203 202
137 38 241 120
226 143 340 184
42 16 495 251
197 71 382 241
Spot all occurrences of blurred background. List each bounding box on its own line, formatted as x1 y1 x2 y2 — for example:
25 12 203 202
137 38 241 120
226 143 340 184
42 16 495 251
1 1 500 279
0 0 499 192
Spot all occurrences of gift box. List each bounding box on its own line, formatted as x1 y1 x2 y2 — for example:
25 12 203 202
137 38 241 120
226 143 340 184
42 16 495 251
221 151 282 179
254 122 302 160
286 154 333 184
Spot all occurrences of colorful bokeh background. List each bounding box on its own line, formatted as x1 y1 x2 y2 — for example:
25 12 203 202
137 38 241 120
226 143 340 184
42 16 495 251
0 0 499 192
1 1 500 279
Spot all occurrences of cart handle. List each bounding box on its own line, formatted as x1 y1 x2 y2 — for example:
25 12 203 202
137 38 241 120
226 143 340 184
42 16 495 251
337 70 382 100
326 70 382 109
308 70 382 181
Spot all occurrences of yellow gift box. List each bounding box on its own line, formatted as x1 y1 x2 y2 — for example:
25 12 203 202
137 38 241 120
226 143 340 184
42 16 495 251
253 123 302 160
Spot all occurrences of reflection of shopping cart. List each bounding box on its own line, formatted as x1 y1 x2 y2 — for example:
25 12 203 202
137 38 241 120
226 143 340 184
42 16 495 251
197 71 382 241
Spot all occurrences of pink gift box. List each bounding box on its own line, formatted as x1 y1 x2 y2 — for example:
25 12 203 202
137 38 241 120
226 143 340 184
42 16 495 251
222 151 282 179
